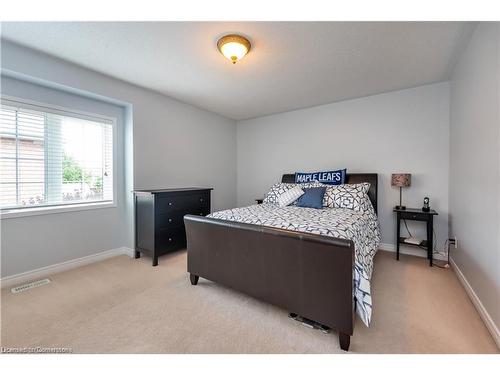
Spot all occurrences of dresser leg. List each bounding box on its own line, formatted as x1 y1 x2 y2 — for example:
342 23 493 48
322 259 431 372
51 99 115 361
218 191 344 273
190 274 199 285
134 250 141 259
152 256 158 267
339 332 351 351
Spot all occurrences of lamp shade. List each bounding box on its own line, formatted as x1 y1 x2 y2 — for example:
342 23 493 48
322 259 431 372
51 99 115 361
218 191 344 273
391 173 411 187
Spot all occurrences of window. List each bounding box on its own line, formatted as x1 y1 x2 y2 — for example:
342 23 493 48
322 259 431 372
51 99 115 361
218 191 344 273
0 98 114 214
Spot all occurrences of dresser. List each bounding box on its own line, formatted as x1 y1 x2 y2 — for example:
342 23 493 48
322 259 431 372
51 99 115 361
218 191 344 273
133 188 213 266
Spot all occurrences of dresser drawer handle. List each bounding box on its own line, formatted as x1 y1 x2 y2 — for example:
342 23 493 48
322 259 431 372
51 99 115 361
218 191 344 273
412 215 417 219
168 238 172 242
168 202 172 206
200 198 204 202
199 212 203 215
168 218 172 223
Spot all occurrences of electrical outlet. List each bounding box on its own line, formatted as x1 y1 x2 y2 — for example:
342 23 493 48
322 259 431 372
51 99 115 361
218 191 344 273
449 236 458 248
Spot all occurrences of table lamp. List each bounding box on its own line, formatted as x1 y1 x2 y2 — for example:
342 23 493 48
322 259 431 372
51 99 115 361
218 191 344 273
391 173 411 210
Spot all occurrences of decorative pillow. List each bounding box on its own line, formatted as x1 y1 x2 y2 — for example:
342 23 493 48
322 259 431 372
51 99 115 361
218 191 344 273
323 183 371 211
277 186 304 207
263 183 296 204
263 181 323 204
295 169 346 185
297 187 327 209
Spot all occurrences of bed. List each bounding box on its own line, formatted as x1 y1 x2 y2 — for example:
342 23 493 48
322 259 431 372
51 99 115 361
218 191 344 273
184 173 379 351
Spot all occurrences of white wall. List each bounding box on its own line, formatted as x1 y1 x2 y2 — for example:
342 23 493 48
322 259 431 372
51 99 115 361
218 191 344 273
237 83 450 250
1 41 237 277
449 23 500 329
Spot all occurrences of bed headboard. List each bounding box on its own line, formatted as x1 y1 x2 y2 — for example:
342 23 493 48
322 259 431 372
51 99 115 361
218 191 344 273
281 173 378 214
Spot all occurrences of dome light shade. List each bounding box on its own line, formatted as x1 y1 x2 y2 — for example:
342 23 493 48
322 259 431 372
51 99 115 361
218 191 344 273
217 34 251 64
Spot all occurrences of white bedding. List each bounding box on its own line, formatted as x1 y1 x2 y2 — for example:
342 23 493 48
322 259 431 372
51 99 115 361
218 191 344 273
208 203 381 326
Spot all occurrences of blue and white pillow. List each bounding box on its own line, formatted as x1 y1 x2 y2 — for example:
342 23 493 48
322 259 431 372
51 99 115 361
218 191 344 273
263 181 323 204
323 183 371 212
295 169 346 185
277 186 304 207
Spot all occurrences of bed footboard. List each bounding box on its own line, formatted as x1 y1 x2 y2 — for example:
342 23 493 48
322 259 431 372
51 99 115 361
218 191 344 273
184 214 355 351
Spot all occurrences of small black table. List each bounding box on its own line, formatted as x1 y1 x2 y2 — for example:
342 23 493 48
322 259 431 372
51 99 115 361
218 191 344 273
394 208 438 266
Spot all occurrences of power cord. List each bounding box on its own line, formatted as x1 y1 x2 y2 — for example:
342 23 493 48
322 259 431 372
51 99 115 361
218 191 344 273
432 241 451 269
403 219 412 237
403 219 450 269
430 228 450 269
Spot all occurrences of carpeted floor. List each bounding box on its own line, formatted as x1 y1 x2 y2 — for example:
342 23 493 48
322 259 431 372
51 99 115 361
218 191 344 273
1 250 497 354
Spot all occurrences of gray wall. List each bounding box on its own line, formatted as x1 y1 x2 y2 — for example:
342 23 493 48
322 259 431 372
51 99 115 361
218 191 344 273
1 41 237 277
1 77 128 277
237 83 450 249
449 23 500 328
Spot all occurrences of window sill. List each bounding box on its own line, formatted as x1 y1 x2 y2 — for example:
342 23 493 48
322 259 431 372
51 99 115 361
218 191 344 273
0 201 116 219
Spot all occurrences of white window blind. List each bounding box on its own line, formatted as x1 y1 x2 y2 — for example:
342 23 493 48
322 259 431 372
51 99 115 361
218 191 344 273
0 99 114 211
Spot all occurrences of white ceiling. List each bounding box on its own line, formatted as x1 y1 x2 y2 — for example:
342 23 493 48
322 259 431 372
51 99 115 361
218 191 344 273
1 22 475 120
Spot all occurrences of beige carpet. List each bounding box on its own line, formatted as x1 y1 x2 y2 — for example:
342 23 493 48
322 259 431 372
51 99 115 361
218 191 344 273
1 250 497 354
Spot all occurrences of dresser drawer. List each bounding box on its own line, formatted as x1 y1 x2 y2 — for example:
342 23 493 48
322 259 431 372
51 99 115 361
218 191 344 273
399 211 428 221
157 212 185 228
157 191 209 214
157 210 208 228
156 227 187 254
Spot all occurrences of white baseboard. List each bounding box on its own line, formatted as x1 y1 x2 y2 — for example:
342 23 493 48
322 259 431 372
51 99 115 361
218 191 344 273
450 258 500 349
0 247 135 289
379 242 447 261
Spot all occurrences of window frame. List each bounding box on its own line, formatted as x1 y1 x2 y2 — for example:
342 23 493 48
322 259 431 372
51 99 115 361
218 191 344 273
0 95 118 220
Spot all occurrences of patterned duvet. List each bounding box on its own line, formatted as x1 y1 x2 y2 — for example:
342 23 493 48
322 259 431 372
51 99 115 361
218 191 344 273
208 203 380 326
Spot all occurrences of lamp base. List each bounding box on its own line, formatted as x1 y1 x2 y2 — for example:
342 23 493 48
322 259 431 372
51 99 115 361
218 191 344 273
395 205 406 210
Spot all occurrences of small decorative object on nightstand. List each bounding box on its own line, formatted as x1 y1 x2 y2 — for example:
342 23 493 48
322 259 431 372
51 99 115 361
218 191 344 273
255 198 264 204
422 197 430 212
391 173 411 210
394 207 438 266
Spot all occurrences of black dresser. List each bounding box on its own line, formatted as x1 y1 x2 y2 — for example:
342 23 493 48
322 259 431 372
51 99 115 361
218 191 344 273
133 188 213 266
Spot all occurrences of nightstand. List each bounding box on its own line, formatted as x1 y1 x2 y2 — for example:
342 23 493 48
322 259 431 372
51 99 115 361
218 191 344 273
394 208 438 266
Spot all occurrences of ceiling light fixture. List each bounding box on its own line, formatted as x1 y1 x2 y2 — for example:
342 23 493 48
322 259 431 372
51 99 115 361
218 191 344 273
217 34 251 64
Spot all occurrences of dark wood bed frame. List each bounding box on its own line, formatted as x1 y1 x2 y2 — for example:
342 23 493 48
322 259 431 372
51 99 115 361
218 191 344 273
184 173 378 351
